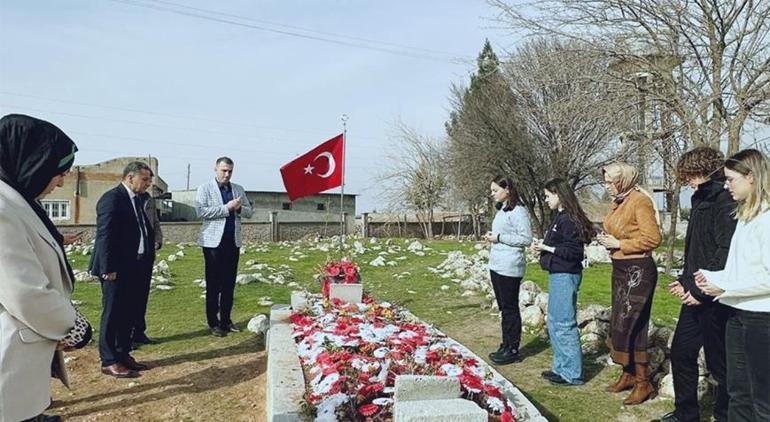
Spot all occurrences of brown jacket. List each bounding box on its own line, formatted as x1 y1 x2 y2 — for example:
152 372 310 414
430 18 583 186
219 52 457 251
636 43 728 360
603 189 662 259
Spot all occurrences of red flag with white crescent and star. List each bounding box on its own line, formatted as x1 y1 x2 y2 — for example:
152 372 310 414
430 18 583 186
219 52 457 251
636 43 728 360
280 134 344 201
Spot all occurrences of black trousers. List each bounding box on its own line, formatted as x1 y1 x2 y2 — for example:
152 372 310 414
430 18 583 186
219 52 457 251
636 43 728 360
99 255 149 366
130 256 154 339
670 302 731 422
726 309 770 422
490 270 522 350
203 232 240 329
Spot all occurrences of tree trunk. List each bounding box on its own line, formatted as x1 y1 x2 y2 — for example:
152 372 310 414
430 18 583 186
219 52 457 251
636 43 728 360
665 183 682 275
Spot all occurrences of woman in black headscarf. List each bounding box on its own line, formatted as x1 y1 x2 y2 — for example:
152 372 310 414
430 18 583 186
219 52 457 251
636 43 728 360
0 114 91 422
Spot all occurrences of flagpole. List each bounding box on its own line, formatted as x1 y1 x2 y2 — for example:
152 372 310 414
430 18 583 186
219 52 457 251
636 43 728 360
339 114 348 251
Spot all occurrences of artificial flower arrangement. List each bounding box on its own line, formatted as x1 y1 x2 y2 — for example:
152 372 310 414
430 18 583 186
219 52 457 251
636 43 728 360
290 296 518 421
318 259 361 299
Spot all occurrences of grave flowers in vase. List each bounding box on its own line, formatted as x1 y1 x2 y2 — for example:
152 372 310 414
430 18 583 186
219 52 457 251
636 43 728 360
319 260 360 299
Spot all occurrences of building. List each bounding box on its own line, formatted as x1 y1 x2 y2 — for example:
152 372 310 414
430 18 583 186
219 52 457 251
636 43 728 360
167 189 356 223
42 156 168 225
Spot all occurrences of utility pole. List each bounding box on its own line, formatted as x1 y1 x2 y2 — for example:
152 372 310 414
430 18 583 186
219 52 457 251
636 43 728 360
186 163 191 190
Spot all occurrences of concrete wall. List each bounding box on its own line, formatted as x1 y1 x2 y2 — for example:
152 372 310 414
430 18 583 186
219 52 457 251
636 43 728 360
167 189 356 223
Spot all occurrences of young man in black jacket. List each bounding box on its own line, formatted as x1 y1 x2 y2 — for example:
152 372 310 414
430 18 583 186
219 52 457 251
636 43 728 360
661 147 737 422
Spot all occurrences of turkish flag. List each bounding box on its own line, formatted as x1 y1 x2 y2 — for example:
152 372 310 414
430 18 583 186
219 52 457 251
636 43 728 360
280 134 344 201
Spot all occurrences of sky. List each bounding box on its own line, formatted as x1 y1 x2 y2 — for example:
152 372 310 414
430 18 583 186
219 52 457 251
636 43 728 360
0 0 504 213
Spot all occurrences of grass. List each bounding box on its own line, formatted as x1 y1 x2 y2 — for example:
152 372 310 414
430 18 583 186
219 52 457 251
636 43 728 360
67 238 685 421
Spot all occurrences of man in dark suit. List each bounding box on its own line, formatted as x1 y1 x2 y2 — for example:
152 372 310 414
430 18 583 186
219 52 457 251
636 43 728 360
89 161 155 378
130 189 163 348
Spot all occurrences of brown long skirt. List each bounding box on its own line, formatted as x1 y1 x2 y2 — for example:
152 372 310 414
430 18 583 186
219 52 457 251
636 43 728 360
607 256 657 365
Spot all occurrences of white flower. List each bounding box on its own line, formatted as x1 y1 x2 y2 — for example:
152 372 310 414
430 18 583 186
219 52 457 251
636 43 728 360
486 396 506 413
315 392 349 422
313 372 340 395
372 397 393 406
440 363 462 377
373 347 389 358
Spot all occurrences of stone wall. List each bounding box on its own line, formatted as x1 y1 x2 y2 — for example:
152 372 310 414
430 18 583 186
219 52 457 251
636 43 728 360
58 221 349 243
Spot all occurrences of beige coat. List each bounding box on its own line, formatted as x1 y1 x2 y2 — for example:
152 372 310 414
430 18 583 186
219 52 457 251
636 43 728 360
0 180 77 422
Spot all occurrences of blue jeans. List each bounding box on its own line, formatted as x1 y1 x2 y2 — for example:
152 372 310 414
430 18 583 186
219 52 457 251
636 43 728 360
547 272 584 384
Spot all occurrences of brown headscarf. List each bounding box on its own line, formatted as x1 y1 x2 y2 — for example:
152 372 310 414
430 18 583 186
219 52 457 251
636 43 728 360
602 162 639 200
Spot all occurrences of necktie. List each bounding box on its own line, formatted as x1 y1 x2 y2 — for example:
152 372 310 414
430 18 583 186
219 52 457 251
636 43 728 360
133 196 148 240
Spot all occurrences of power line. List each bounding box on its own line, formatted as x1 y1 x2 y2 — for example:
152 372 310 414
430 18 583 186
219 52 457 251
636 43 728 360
0 92 389 143
0 103 384 148
106 0 473 65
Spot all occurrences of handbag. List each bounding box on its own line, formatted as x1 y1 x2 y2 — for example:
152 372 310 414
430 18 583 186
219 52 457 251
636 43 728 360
59 307 92 349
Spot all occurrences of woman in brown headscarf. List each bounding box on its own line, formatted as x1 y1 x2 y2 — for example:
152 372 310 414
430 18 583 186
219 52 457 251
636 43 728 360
597 162 661 405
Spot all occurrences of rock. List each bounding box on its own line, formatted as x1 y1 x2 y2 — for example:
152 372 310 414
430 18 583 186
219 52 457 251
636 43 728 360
518 290 537 307
698 347 709 376
577 304 610 327
581 320 609 338
585 244 611 264
369 256 386 267
647 346 666 373
407 241 424 252
520 280 541 294
155 285 173 291
258 296 273 307
192 279 206 288
521 305 545 330
167 254 177 262
74 271 96 283
247 314 269 335
658 373 675 398
534 292 549 313
461 290 476 297
175 250 184 257
236 274 257 285
652 326 673 350
580 332 604 355
440 285 450 291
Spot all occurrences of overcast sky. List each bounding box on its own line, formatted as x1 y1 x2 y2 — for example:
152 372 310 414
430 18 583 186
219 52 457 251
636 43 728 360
0 0 504 212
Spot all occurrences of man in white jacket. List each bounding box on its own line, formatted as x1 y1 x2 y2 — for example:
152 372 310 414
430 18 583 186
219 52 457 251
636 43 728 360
195 157 253 337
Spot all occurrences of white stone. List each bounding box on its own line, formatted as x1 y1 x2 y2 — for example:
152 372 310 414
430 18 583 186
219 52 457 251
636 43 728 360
167 254 177 262
394 399 486 422
74 271 96 283
519 290 537 307
175 250 184 257
394 375 460 402
290 291 310 311
155 285 173 291
329 284 363 304
440 285 450 291
369 256 386 266
658 373 675 398
247 314 269 335
534 292 549 313
258 297 274 307
585 244 611 263
236 274 257 285
521 305 545 329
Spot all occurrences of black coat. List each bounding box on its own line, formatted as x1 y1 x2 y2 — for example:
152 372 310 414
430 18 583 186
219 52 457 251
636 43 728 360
88 184 155 276
539 211 585 274
680 177 737 302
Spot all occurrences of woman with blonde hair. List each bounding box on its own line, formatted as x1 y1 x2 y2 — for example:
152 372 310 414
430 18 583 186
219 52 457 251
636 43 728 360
696 148 770 421
598 162 661 405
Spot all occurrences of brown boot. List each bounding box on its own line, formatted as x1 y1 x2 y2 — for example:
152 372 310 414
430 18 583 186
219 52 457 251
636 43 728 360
623 363 656 405
606 369 635 392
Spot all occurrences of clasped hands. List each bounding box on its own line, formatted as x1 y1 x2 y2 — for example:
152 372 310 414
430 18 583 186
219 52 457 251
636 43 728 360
596 232 620 249
668 270 725 306
226 196 242 211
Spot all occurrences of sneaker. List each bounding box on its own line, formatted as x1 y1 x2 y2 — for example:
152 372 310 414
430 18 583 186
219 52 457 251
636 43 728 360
490 347 521 365
660 411 682 422
225 323 241 333
488 343 507 360
541 370 559 381
548 376 583 386
210 327 228 337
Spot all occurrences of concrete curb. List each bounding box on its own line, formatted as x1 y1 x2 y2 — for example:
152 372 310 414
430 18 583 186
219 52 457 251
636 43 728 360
266 305 304 422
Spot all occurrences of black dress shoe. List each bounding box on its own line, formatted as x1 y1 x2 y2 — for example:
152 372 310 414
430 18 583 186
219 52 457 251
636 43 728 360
488 343 507 360
660 411 683 422
490 347 521 365
132 334 159 345
211 327 228 337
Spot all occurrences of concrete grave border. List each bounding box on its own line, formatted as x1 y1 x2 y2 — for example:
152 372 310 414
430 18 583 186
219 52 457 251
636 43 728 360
266 304 546 422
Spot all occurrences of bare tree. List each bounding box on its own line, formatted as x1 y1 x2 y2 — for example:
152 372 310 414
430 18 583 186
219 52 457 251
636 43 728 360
447 39 628 235
488 0 770 155
380 122 449 238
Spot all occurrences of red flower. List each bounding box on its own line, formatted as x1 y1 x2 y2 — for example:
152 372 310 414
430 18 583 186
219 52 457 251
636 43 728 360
325 264 341 277
501 410 515 422
358 382 384 396
358 403 379 417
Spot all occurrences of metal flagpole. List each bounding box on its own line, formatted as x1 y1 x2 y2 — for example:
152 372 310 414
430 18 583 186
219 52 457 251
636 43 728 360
339 114 348 251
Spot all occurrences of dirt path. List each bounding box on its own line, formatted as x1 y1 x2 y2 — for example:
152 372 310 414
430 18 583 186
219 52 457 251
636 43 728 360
49 337 266 421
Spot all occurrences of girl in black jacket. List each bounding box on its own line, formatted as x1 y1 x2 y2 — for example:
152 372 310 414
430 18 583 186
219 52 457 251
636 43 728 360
534 178 596 385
